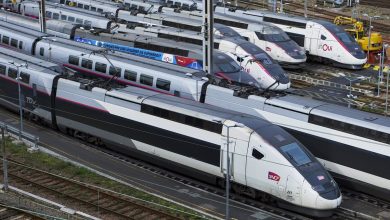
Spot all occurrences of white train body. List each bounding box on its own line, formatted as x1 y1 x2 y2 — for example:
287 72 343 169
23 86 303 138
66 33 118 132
219 7 367 69
0 46 341 216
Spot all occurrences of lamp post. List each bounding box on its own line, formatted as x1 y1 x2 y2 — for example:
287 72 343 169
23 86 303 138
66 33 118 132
212 119 244 220
382 44 389 114
338 73 365 108
362 14 381 57
0 7 10 22
9 62 26 140
42 37 57 62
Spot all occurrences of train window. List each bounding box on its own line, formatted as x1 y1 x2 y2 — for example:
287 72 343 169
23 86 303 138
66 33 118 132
140 74 153 86
81 59 93 69
97 8 103 13
45 11 52 18
10 39 18 48
139 6 145 12
68 16 75 22
124 70 137 81
95 62 107 73
263 17 306 29
39 47 44 56
109 66 121 76
280 143 311 166
321 35 327 40
68 55 79 66
77 3 83 8
20 72 30 84
18 41 23 49
2 36 9 45
91 6 96 11
61 14 67 21
53 13 59 20
0 64 6 75
84 5 90 10
7 68 17 79
156 78 170 91
76 18 83 24
255 32 265 40
252 149 264 160
60 0 65 3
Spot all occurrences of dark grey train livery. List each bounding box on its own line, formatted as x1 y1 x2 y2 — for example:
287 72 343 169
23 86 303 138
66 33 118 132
0 46 341 217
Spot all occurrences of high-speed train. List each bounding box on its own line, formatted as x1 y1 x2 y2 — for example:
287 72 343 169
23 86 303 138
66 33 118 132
216 7 367 69
12 1 290 90
126 3 307 68
0 46 341 217
12 1 120 30
1 20 388 202
47 0 306 68
0 12 264 90
129 25 290 90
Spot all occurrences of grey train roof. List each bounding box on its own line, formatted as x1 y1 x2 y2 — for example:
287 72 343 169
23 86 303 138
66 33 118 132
268 95 390 133
118 85 273 130
0 47 62 73
44 1 111 18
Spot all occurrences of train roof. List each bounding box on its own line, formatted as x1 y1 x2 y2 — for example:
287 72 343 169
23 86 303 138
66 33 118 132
0 47 62 73
116 85 273 130
267 95 390 132
44 1 110 18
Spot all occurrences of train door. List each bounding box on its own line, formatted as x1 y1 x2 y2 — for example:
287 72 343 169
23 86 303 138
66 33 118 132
309 27 321 56
245 134 270 194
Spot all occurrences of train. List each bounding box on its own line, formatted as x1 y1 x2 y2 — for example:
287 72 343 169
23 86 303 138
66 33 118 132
215 7 367 69
0 10 389 202
133 7 307 68
9 1 290 90
129 25 290 90
37 0 307 68
0 46 342 217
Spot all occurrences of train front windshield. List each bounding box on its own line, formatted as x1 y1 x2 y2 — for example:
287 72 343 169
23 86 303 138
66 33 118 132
323 22 366 59
280 143 312 166
240 42 289 83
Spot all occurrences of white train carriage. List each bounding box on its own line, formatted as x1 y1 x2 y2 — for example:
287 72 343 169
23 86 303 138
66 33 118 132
220 7 367 69
15 1 115 30
0 48 342 216
49 0 122 15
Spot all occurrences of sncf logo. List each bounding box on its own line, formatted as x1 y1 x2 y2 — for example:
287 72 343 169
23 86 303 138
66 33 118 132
268 172 281 182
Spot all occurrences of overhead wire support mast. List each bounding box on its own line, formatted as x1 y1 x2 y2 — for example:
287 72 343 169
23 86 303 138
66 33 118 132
202 0 213 75
39 0 46 33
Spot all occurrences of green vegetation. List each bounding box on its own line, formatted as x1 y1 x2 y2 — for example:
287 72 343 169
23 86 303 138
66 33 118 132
2 137 211 220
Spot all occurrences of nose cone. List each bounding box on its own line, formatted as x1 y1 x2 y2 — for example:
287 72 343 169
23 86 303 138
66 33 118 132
316 192 342 210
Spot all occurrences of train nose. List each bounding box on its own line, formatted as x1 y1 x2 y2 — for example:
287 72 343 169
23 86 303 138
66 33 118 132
315 190 342 210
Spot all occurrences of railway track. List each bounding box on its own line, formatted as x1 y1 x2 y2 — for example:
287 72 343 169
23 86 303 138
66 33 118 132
0 204 44 220
360 0 390 9
0 159 186 220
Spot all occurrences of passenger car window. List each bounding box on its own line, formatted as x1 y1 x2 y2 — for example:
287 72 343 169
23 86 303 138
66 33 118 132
140 74 153 86
0 64 6 75
68 55 79 65
109 66 121 76
156 78 170 91
81 58 93 69
95 62 107 73
124 70 137 81
53 13 59 20
20 72 30 84
7 68 17 79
